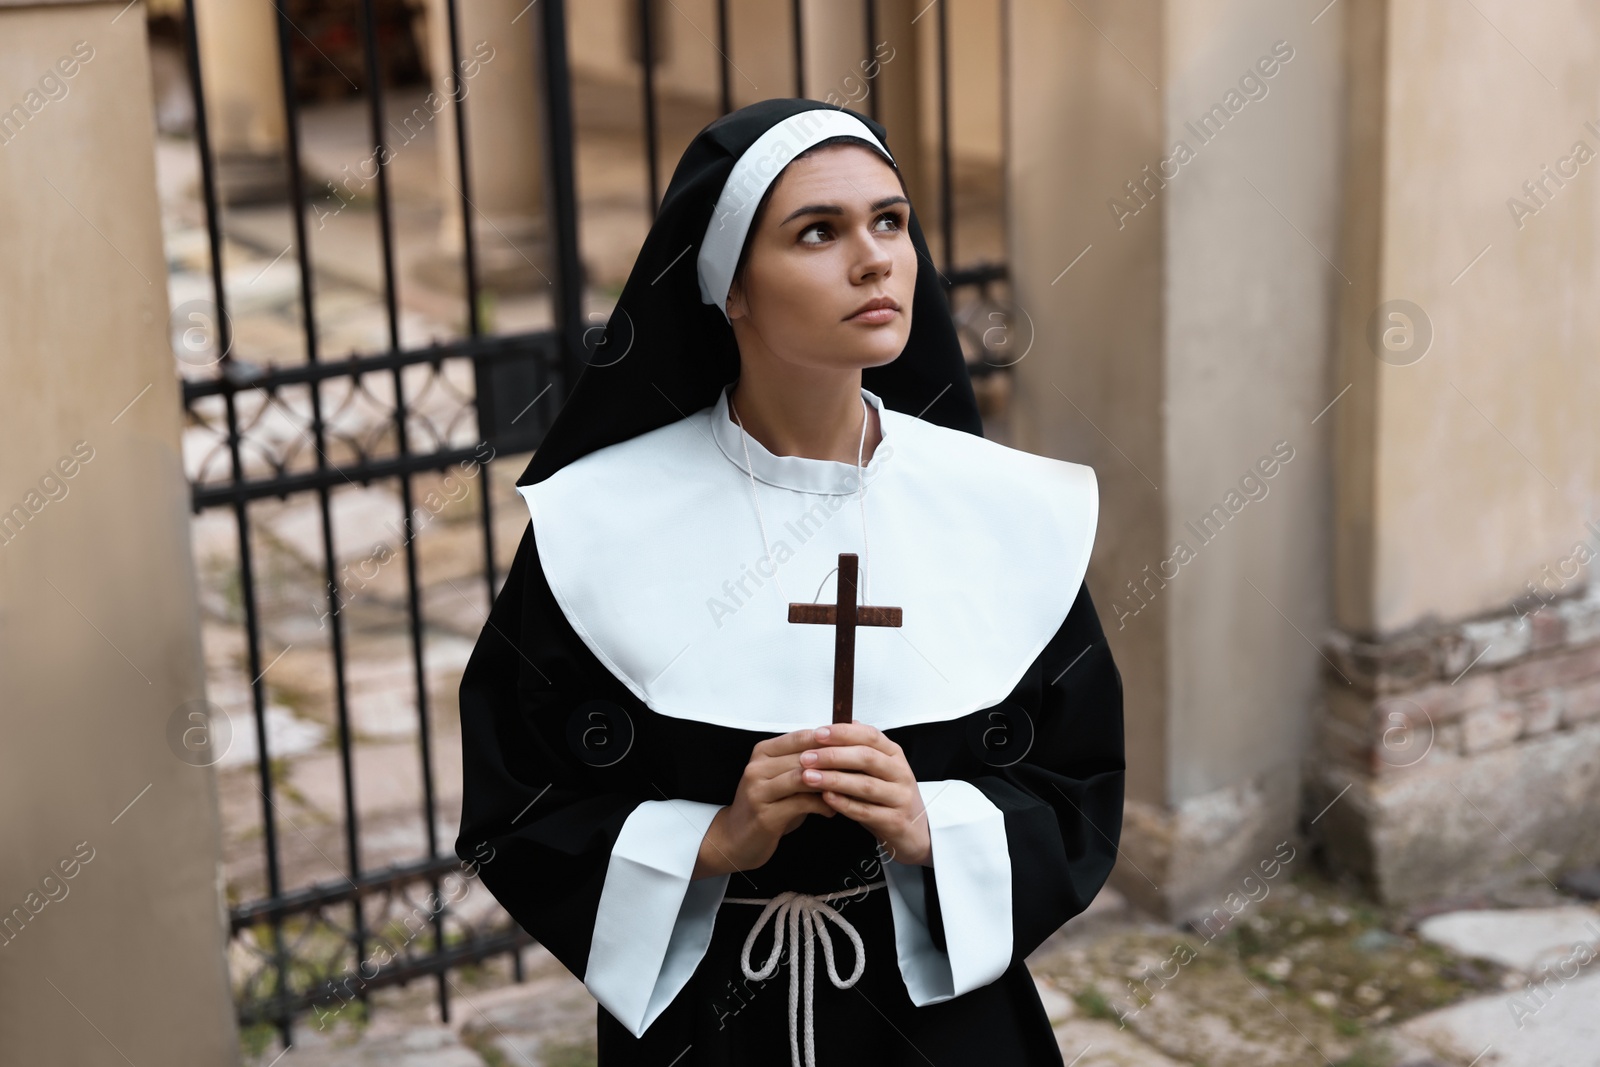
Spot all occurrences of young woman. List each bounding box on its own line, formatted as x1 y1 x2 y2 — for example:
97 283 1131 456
456 98 1124 1066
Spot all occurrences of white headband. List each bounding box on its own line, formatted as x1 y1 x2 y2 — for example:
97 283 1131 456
697 109 895 320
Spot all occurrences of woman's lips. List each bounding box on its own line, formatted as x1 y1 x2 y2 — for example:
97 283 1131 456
846 306 899 324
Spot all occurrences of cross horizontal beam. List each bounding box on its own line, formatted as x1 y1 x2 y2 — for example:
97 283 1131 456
787 604 903 627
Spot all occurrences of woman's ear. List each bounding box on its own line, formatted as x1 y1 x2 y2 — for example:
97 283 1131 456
725 276 748 322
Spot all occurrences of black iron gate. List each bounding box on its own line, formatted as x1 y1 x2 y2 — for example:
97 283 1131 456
174 0 1011 1047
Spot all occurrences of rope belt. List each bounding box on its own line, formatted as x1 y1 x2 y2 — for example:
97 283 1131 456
723 878 888 1067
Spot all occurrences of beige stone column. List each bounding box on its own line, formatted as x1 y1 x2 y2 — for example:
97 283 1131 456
1331 0 1600 635
191 0 287 203
1313 0 1600 905
0 2 239 1063
1007 0 1346 918
1006 0 1170 914
421 0 550 292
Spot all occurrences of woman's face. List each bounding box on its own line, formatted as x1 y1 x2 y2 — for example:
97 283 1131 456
726 143 917 373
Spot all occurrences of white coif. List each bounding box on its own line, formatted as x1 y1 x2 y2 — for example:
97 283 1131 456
697 108 894 319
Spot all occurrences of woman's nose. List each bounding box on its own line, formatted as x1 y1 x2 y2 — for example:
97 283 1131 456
851 230 893 281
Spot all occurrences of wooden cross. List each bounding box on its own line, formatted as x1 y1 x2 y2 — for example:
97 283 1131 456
787 553 902 724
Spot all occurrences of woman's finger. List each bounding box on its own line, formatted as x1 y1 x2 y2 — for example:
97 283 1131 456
812 722 903 759
803 743 900 781
753 727 827 762
803 767 897 804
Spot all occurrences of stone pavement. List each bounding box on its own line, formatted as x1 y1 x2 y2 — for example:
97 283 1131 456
1395 905 1600 1067
236 878 1600 1067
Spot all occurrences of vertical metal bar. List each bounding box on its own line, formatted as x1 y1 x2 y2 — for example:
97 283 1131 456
1000 0 1012 271
864 0 878 121
443 0 498 627
357 0 448 1026
637 0 661 214
270 0 369 1015
183 10 233 371
444 0 484 337
716 0 732 115
541 0 586 429
936 0 953 273
359 1 401 349
181 0 290 1045
791 0 806 97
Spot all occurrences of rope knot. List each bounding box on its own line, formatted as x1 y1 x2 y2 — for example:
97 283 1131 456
724 879 887 1067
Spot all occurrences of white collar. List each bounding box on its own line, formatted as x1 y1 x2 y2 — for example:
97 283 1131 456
517 388 1098 732
710 383 891 496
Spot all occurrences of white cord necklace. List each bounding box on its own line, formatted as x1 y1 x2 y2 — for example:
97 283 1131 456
728 389 873 609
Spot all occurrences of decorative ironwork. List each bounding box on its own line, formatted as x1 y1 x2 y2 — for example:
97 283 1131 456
174 0 1010 1048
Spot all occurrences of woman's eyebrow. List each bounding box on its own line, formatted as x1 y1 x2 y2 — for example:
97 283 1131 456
779 195 910 227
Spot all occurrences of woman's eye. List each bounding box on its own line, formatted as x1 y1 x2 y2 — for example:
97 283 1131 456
798 212 903 245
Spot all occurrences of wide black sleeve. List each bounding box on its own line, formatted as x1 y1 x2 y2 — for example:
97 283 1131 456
880 578 1125 1002
981 576 1125 952
454 523 732 1038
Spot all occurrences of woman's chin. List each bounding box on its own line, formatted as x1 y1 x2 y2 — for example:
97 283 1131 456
840 331 912 368
771 332 909 373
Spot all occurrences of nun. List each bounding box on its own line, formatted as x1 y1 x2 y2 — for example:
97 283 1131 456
455 98 1124 1066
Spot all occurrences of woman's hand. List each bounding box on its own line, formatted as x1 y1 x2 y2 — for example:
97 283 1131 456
693 728 837 878
802 722 933 867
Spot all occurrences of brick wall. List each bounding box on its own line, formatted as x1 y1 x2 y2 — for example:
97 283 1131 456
1310 584 1600 904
